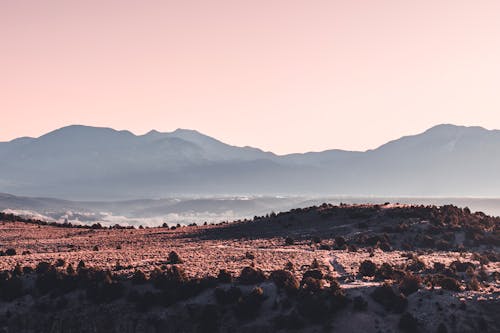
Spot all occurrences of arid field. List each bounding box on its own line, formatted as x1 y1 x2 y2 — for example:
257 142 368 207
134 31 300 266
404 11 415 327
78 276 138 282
0 204 498 332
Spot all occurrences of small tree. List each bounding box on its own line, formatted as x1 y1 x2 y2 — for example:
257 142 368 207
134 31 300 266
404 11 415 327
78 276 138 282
168 251 183 264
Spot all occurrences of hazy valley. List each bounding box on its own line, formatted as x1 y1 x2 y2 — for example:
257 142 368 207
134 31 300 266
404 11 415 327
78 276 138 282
1 193 500 228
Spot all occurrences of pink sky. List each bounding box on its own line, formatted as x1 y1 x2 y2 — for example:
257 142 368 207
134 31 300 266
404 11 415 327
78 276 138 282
1 1 500 154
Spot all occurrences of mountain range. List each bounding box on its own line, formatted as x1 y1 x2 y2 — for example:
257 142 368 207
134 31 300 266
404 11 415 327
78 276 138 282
1 124 499 200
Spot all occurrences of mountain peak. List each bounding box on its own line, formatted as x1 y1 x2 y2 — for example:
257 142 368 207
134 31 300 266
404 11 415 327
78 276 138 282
142 129 165 139
424 124 488 134
40 125 134 139
171 128 204 136
168 128 220 144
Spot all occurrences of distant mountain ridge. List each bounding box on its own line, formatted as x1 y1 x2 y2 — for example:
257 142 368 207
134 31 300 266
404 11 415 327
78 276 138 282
1 124 499 199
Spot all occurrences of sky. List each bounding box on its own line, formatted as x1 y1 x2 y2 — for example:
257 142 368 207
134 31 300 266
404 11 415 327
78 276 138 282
1 1 500 154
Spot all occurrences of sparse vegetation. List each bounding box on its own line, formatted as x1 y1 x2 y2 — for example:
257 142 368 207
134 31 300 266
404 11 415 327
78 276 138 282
434 275 461 291
399 273 421 296
217 269 233 283
239 266 266 285
0 204 497 332
359 260 377 277
167 251 183 264
371 283 408 313
270 269 299 293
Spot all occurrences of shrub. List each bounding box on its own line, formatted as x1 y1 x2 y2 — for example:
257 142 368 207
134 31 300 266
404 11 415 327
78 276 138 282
270 270 299 293
433 262 446 272
365 235 385 246
467 277 480 291
378 242 392 252
435 275 461 291
477 268 489 282
297 282 346 322
239 267 266 285
310 258 321 269
66 264 75 275
285 237 295 245
303 269 323 280
301 277 323 292
55 258 65 267
450 261 475 273
471 253 490 265
167 251 183 264
375 263 395 280
22 266 34 274
244 251 255 260
359 260 377 277
399 274 421 296
151 265 187 290
319 244 331 250
77 260 86 270
407 258 426 272
371 283 408 313
334 236 346 247
329 278 342 292
217 269 233 283
36 262 52 275
132 270 147 284
465 266 475 278
165 265 187 283
484 251 500 262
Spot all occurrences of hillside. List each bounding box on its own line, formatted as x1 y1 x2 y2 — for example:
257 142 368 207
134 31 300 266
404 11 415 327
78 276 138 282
0 204 498 332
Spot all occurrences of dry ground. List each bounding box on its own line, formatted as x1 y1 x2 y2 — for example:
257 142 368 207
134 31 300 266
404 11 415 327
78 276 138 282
0 204 498 333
